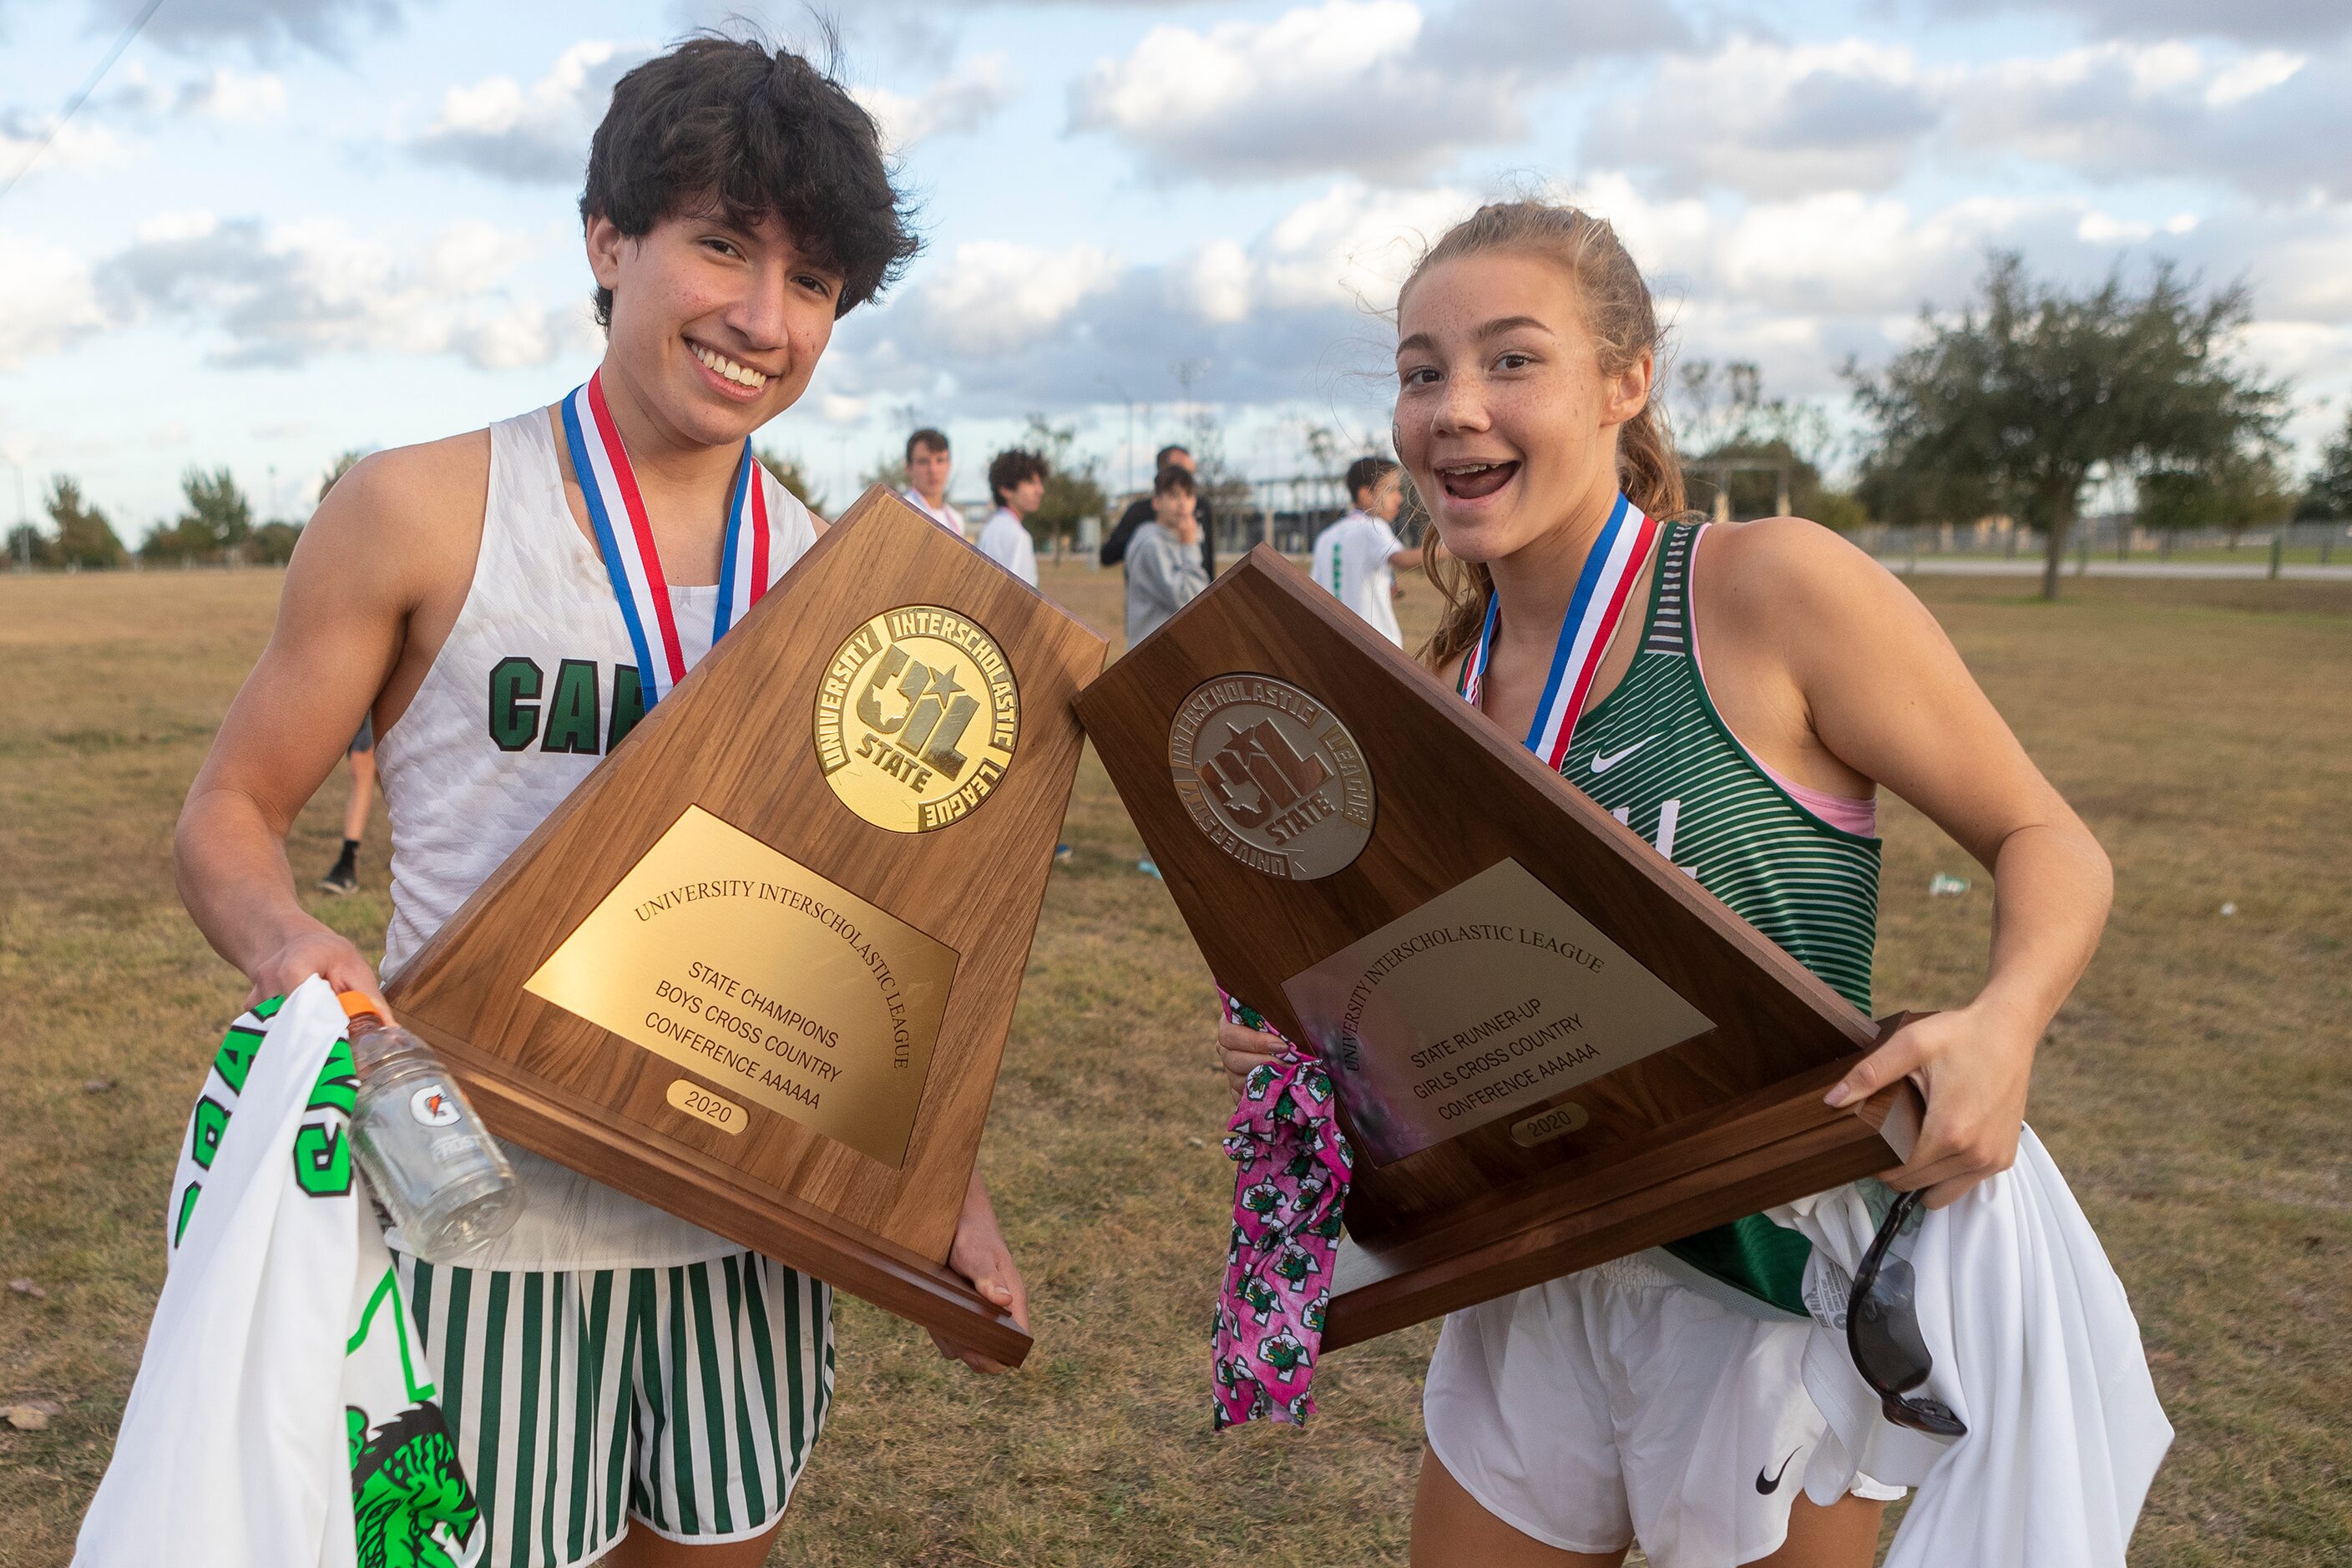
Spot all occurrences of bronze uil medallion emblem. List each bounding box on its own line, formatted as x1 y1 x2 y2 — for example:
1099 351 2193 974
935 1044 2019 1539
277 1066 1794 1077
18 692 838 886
1167 673 1373 880
815 605 1020 832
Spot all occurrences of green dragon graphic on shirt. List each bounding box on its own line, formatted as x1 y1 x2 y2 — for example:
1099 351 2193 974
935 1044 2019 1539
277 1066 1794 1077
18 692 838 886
347 1403 478 1568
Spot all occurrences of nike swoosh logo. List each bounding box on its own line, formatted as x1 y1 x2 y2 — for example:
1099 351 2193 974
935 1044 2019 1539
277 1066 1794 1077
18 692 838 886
1755 1447 1801 1495
1590 739 1651 774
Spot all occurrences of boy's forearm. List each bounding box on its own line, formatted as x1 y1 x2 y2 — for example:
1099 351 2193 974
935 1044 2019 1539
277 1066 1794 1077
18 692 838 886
175 784 327 979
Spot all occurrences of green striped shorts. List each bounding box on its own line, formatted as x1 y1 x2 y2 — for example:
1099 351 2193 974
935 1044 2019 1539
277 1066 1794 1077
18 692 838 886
395 1250 834 1568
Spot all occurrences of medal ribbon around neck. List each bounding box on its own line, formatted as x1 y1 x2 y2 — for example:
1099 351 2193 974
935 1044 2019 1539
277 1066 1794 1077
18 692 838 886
1459 493 1659 771
560 372 771 706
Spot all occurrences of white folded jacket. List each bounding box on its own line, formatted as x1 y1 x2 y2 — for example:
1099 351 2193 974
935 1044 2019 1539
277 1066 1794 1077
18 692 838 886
1773 1126 2172 1568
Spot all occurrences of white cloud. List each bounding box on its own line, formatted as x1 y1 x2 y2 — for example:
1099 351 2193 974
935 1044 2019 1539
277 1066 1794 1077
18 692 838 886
175 67 289 122
416 40 649 185
1586 39 1940 198
903 240 1125 356
1253 180 1479 311
0 234 104 370
83 0 408 56
2204 48 2306 105
856 53 1019 153
0 113 131 186
1175 240 1253 324
94 210 586 370
1070 0 1520 182
1070 0 1691 183
1951 41 2352 200
1924 0 2351 47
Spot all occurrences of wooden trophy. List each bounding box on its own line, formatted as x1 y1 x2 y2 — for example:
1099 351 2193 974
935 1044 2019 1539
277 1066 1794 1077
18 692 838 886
1073 546 1920 1352
385 488 1104 1367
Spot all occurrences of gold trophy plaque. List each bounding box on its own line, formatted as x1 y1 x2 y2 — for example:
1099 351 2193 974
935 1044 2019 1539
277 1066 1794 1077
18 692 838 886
385 488 1104 1367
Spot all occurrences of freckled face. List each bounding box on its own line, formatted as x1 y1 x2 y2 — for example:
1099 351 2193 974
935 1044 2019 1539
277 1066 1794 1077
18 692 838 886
1393 251 1648 566
588 205 843 450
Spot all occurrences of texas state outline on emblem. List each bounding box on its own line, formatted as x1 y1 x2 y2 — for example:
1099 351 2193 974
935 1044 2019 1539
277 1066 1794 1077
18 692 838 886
1166 672 1375 881
814 604 1022 834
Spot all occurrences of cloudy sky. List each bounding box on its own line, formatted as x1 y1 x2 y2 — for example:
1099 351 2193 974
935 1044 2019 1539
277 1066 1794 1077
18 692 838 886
1 0 2347 533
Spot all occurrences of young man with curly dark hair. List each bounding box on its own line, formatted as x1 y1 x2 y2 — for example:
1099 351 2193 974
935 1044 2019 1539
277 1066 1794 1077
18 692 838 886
173 36 1026 1568
980 447 1045 586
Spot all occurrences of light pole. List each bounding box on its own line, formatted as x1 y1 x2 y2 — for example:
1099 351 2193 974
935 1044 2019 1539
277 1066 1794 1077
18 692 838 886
1095 376 1136 495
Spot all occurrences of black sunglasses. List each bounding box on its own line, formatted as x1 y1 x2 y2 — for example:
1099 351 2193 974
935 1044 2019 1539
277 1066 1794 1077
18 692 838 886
1846 1186 1968 1438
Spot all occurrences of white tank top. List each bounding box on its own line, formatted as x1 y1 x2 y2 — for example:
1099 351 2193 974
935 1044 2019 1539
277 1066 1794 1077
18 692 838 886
376 407 818 1270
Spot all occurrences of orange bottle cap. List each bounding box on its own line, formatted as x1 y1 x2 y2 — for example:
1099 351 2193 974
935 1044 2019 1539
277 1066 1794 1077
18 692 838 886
336 990 382 1021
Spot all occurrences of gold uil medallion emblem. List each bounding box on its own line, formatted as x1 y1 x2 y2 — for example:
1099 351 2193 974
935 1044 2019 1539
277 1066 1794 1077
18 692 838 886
1168 674 1373 880
816 606 1020 833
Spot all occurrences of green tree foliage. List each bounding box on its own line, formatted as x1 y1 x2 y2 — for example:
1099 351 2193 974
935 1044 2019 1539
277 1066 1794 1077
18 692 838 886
7 522 45 568
2138 446 2297 540
1848 252 2286 598
246 520 305 564
2304 407 2352 520
754 448 827 517
1019 415 1110 544
44 476 127 568
142 467 255 563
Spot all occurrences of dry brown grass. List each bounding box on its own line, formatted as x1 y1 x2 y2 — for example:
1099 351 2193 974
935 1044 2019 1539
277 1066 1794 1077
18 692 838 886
0 558 2344 1565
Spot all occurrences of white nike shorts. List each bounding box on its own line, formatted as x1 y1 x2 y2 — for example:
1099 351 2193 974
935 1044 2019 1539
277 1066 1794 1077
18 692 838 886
1423 1252 1902 1566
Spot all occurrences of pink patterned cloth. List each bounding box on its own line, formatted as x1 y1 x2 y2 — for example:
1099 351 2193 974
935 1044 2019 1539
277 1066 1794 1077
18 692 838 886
1212 989 1355 1429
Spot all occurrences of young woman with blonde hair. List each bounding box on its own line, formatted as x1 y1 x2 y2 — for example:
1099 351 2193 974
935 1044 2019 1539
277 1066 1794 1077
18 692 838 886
1216 201 2114 1566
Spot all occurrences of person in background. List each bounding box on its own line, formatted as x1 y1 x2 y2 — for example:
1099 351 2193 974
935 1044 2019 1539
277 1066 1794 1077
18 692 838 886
980 448 1044 588
315 716 376 893
1124 465 1209 647
1101 443 1216 578
900 427 964 535
1308 455 1421 649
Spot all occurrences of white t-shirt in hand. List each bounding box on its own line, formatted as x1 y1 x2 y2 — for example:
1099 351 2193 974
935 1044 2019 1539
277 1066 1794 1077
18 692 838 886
976 507 1039 587
1309 508 1407 647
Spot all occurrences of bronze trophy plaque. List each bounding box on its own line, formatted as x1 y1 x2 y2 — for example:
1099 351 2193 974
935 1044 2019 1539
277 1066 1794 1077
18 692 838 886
385 488 1105 1367
1073 546 1919 1352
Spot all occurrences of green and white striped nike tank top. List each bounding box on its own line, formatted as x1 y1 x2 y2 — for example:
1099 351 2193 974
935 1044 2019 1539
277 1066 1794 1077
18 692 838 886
1559 520 1882 1313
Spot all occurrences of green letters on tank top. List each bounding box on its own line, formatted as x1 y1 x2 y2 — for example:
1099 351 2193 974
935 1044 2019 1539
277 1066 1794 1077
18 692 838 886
1558 522 1883 1314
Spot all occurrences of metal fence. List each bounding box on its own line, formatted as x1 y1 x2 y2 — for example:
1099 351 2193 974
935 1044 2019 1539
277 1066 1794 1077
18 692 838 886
1853 516 2351 565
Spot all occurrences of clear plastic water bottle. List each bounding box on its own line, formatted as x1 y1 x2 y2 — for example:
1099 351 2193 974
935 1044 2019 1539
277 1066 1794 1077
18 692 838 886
337 992 521 1262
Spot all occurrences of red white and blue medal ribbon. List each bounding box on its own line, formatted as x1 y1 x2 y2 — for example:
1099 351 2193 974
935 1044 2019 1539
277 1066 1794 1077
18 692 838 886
1459 493 1658 767
560 372 771 706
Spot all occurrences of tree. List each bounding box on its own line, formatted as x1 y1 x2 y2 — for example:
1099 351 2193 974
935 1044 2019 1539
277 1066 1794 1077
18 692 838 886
1848 252 2286 599
246 520 304 564
754 448 826 517
1016 415 1110 545
174 467 255 562
2306 407 2352 520
7 522 45 569
44 476 126 568
2137 446 2295 544
860 454 909 494
319 448 366 503
1673 359 1866 524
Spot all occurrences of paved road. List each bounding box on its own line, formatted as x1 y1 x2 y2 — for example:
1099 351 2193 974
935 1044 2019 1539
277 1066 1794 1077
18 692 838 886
1869 556 2352 582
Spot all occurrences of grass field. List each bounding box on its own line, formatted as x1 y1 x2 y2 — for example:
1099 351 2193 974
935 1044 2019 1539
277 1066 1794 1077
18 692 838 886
1 559 2347 1565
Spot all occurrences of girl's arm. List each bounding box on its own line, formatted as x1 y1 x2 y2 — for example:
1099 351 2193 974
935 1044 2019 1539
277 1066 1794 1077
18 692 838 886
1707 521 2112 1208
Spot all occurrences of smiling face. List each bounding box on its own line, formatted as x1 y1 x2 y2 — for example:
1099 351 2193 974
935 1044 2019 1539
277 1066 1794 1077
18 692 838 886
1393 250 1651 567
587 204 842 453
